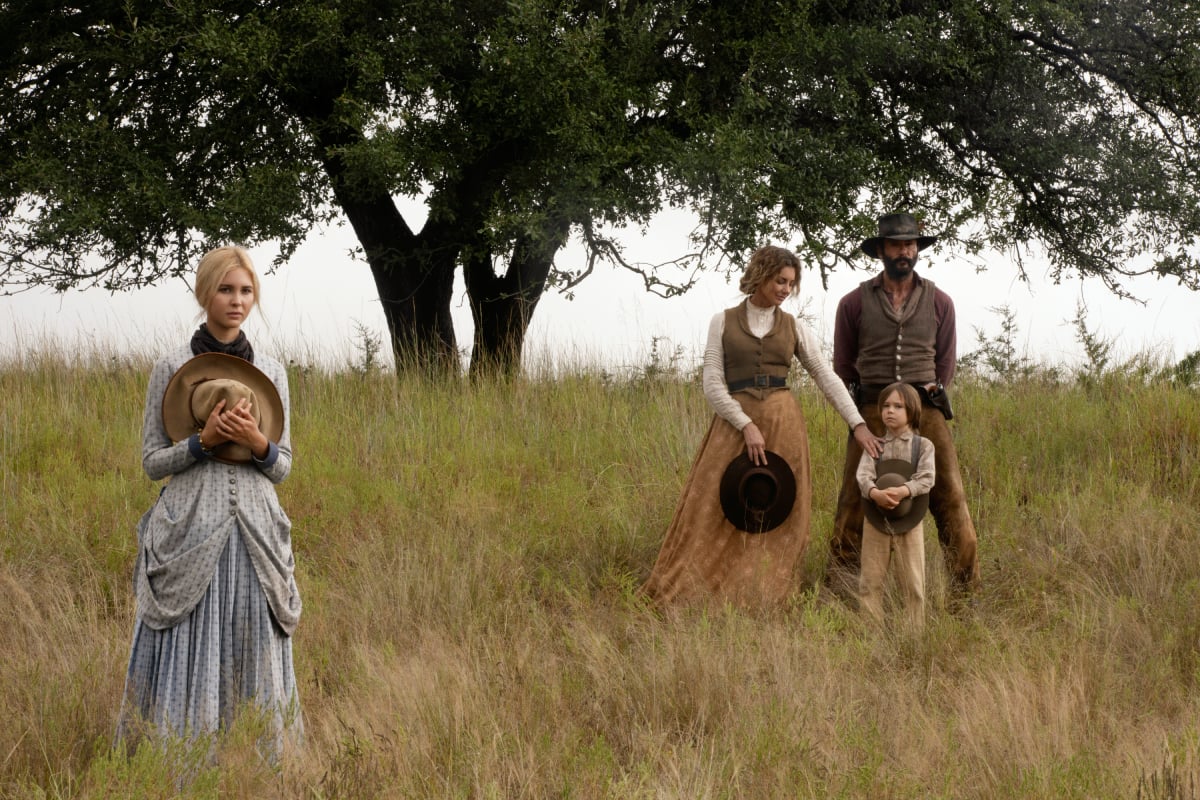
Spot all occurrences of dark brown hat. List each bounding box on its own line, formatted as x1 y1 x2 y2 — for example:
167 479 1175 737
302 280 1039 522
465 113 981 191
162 353 283 464
719 450 797 534
860 212 938 258
863 468 930 535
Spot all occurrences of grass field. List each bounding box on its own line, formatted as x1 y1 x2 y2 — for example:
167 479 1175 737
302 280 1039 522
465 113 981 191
2 343 1199 798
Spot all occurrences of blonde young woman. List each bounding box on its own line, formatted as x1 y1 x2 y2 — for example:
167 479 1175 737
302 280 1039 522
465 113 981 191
117 246 302 752
643 245 882 606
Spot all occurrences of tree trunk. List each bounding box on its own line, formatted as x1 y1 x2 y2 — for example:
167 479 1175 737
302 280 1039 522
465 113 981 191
295 82 553 375
369 245 460 373
464 220 570 377
298 110 464 373
322 191 460 373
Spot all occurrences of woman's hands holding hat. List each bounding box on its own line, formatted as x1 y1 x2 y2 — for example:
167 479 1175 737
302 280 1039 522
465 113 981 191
200 398 270 460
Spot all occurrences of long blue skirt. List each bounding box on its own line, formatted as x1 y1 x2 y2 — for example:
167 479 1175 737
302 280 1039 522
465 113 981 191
117 524 302 753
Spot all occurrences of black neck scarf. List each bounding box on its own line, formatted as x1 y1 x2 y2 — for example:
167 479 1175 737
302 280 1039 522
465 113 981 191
190 323 255 364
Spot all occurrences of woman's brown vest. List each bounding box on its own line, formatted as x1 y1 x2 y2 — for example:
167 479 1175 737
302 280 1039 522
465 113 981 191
722 304 796 400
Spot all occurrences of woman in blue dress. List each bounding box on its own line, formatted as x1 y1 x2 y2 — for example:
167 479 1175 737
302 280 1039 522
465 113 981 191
117 246 302 754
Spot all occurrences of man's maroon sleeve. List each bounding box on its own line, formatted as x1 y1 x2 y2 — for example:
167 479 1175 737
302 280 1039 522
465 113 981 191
935 289 957 386
833 291 860 386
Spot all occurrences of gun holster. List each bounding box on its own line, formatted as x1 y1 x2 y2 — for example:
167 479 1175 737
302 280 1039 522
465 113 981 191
920 383 954 420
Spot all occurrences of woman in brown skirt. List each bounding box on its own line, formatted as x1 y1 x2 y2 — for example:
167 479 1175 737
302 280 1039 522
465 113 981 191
643 245 882 606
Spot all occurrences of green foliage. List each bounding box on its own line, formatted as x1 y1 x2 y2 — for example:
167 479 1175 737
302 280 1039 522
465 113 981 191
959 305 1042 384
961 302 1200 391
4 0 1200 371
635 335 688 382
1071 300 1114 386
349 320 383 377
1162 350 1200 388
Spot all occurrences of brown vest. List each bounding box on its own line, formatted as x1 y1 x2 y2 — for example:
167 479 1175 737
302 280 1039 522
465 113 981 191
855 277 938 385
722 304 796 399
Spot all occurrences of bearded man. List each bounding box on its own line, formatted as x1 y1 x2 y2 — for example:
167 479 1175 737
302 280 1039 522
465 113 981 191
827 212 980 595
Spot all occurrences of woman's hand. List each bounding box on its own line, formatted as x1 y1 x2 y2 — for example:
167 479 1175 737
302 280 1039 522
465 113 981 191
742 422 767 465
215 397 270 458
199 400 229 449
853 423 884 459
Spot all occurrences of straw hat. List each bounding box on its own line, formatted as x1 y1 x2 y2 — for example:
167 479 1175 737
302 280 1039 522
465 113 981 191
161 353 283 464
719 450 797 534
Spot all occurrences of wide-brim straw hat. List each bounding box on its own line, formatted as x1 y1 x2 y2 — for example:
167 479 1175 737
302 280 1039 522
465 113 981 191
719 450 797 534
162 353 283 464
860 212 938 258
863 470 930 535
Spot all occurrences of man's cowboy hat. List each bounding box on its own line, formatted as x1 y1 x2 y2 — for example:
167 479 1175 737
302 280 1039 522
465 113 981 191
863 470 930 535
719 450 797 534
860 212 938 258
162 353 283 464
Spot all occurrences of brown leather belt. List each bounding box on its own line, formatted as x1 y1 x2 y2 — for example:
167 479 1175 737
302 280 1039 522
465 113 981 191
728 375 788 392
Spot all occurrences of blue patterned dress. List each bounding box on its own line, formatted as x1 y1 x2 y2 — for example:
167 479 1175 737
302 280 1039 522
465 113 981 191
117 344 303 752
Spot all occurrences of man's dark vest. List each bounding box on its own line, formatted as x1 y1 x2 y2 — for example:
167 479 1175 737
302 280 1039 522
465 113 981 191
722 304 796 400
855 278 938 386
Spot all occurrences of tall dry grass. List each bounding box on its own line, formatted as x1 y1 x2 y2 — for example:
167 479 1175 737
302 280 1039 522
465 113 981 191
2 345 1199 798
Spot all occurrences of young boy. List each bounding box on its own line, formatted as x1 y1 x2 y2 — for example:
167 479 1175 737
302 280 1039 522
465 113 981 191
856 382 936 629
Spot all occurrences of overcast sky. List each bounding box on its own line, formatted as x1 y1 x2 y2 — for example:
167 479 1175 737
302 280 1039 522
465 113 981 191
3 208 1198 374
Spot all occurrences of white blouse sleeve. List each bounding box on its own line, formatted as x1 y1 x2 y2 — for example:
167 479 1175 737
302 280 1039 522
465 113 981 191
701 311 753 431
794 319 866 430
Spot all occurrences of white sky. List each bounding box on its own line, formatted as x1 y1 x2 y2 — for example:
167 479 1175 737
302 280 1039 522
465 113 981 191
3 207 1198 374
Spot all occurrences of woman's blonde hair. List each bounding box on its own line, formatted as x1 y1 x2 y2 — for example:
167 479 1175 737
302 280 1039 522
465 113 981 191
878 382 922 431
738 245 802 296
194 246 261 312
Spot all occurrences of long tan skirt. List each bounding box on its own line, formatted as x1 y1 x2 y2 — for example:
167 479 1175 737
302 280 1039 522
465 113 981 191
642 390 812 607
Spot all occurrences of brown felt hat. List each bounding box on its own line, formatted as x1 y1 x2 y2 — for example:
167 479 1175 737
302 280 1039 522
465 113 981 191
863 470 930 535
719 450 797 534
860 212 938 258
161 353 283 464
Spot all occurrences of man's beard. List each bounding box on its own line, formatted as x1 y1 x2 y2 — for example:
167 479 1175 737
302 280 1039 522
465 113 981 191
882 252 918 280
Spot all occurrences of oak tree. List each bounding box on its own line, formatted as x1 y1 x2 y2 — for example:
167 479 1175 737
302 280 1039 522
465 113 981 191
3 1 1198 372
